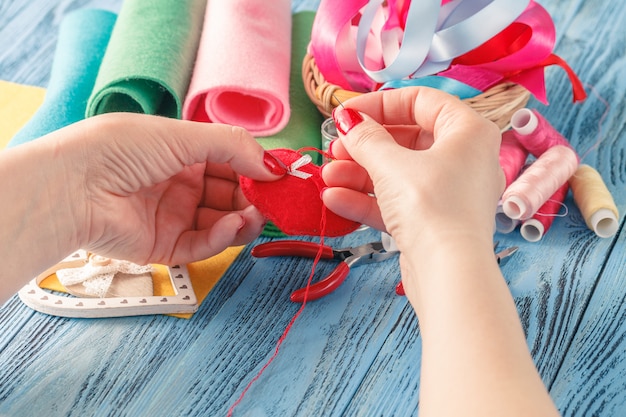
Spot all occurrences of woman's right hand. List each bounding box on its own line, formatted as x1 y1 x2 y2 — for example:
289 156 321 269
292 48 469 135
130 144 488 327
321 86 505 253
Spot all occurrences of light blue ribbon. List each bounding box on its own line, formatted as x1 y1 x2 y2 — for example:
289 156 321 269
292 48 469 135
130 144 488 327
380 76 482 99
356 0 531 83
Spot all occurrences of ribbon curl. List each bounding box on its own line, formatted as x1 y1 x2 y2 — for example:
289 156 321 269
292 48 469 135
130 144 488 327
310 0 586 103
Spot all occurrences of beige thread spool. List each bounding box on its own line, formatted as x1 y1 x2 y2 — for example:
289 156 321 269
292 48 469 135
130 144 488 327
569 164 619 238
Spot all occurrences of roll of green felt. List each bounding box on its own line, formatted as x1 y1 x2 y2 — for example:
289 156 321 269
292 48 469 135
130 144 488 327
86 0 206 119
8 9 116 148
256 11 323 159
258 12 324 237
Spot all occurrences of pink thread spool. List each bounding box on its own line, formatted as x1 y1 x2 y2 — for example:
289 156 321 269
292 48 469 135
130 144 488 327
520 182 569 242
500 130 529 187
495 132 529 233
511 108 573 157
502 145 579 220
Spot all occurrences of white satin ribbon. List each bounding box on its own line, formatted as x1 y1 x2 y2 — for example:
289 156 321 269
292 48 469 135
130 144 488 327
356 0 531 82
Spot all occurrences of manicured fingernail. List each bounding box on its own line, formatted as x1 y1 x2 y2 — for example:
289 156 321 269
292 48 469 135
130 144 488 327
328 139 336 157
237 215 246 231
333 108 363 135
263 151 287 175
319 187 329 200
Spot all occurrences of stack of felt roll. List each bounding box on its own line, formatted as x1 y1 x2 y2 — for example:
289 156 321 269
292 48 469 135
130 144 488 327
496 108 618 241
8 2 325 236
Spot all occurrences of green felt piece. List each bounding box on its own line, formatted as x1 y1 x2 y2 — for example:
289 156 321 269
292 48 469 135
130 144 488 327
258 12 323 237
261 221 288 237
86 0 206 119
256 11 324 161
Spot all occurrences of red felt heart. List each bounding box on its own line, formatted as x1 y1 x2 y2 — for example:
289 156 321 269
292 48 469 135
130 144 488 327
239 149 361 237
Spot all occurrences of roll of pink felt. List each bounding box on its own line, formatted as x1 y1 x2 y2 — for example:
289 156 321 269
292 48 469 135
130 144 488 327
183 0 292 137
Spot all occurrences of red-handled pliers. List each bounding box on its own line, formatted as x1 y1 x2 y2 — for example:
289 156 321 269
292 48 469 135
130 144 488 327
251 240 398 302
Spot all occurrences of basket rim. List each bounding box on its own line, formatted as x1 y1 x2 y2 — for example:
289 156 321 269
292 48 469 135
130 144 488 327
302 52 531 130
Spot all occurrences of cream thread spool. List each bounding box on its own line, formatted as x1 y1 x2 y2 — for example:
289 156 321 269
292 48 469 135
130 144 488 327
569 164 619 238
502 145 579 220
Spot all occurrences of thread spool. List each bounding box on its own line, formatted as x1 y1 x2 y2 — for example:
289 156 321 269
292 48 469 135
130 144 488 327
502 145 578 220
495 203 520 234
520 182 569 242
500 130 529 187
511 108 572 157
569 164 619 238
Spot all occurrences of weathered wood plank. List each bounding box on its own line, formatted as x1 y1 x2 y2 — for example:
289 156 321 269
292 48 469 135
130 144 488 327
550 229 626 416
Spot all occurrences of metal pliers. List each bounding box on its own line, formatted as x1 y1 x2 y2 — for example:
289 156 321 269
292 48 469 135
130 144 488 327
251 240 398 302
395 241 519 295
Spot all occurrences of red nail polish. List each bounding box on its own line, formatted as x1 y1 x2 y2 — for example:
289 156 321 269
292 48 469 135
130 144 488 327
333 108 363 135
263 151 287 175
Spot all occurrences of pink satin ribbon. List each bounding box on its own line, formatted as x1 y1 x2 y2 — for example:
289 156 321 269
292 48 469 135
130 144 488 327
310 0 586 103
440 1 586 103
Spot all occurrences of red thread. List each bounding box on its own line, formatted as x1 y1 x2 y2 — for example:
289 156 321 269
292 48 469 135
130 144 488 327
520 182 569 242
226 207 329 417
297 146 335 162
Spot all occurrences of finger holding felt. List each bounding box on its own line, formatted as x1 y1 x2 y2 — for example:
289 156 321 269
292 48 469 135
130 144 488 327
333 108 407 182
342 86 486 136
321 160 374 193
321 187 385 232
201 176 250 211
203 162 240 183
75 115 283 191
171 212 243 264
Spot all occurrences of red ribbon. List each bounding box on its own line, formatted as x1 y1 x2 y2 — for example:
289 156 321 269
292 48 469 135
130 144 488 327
438 1 586 103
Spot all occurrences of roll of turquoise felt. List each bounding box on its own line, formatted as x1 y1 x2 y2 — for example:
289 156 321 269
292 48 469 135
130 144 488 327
258 12 324 237
7 9 116 148
86 0 206 119
256 11 324 161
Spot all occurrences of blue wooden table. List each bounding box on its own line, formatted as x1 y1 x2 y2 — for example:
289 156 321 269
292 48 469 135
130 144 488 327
1 0 626 415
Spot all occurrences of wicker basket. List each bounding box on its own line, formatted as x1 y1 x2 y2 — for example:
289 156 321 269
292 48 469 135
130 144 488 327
302 52 531 131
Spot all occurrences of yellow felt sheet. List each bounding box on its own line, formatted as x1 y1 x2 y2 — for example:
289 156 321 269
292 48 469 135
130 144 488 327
1 79 243 318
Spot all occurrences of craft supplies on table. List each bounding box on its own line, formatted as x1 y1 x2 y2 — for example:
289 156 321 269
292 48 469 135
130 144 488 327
496 108 618 241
